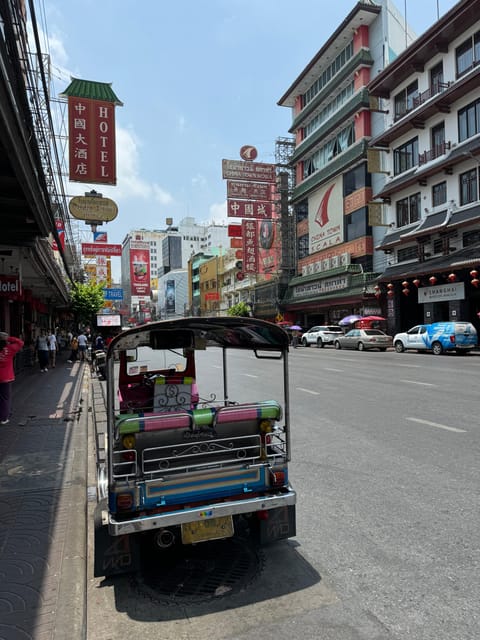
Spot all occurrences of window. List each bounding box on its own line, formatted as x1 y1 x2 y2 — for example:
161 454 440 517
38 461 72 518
456 31 480 77
396 193 421 228
458 98 480 142
459 168 478 205
393 137 419 175
345 208 369 242
432 181 447 207
304 82 354 138
298 234 309 259
303 41 354 106
343 164 370 196
303 123 355 178
430 62 444 94
394 80 418 119
397 245 418 262
463 229 480 246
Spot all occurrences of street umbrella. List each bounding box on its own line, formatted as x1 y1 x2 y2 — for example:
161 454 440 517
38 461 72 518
361 315 386 322
288 325 302 331
338 314 363 326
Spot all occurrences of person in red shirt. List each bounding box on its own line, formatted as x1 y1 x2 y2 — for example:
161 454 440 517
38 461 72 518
0 331 24 424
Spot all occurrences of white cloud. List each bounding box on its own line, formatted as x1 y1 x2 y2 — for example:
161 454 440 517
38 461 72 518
205 200 227 225
191 173 207 188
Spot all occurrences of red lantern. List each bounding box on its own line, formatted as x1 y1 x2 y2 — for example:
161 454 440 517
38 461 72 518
413 278 421 287
402 288 410 296
387 283 394 289
402 280 409 288
387 289 394 297
375 290 382 298
429 276 437 285
470 270 478 279
472 278 480 288
448 273 456 282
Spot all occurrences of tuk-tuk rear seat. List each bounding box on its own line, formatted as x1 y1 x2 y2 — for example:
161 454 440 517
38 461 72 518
116 400 282 437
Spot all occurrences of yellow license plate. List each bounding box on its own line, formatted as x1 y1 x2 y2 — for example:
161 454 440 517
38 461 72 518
181 515 234 544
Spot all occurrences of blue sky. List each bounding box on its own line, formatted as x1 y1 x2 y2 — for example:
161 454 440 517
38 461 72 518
34 0 458 279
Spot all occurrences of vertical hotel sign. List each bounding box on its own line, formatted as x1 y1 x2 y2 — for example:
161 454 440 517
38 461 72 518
61 79 123 185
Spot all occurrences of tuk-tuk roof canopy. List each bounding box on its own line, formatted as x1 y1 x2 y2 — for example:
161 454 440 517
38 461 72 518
109 317 290 353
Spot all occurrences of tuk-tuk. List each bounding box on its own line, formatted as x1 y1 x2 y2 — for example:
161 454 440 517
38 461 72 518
94 316 296 577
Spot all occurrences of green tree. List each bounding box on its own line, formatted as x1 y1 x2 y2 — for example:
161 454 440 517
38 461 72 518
70 281 105 326
226 301 251 317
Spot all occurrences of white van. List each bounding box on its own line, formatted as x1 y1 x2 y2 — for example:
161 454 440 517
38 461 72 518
393 321 477 355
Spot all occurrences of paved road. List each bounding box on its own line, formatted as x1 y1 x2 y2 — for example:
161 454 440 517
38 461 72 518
86 348 480 640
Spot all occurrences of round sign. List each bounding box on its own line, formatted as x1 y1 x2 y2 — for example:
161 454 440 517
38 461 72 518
239 145 258 161
69 195 118 222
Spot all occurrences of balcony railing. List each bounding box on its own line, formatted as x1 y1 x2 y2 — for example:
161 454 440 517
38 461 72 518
394 82 451 122
418 141 451 166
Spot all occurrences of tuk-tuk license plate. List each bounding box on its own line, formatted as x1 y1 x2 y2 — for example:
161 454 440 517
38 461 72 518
181 515 234 544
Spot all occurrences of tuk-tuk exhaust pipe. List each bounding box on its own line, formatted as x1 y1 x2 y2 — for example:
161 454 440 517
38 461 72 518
154 528 175 549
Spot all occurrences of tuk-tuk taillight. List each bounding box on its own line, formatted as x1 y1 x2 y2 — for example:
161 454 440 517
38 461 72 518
117 493 134 510
270 469 286 487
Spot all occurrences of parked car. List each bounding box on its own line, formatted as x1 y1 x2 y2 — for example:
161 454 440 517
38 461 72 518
393 321 477 355
334 328 393 351
301 325 344 347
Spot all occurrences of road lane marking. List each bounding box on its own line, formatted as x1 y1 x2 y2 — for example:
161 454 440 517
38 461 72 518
323 368 344 372
400 379 436 387
297 387 320 395
244 373 258 378
406 417 466 433
395 363 422 368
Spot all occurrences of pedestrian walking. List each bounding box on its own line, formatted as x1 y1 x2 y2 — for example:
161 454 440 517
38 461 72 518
47 330 58 368
35 330 50 372
0 331 24 424
77 332 88 361
68 335 79 363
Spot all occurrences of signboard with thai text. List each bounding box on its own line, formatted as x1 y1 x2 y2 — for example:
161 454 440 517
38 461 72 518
68 96 117 184
222 159 276 182
227 180 272 200
81 243 122 256
227 199 273 219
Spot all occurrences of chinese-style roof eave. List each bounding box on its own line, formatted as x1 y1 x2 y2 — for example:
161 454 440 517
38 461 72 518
376 242 480 282
368 0 480 99
59 78 123 106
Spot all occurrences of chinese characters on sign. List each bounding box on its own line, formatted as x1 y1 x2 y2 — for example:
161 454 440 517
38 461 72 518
227 200 273 219
242 220 258 273
68 96 117 184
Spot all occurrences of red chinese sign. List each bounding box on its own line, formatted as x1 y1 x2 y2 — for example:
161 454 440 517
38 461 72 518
68 96 117 184
81 243 122 256
242 220 258 273
227 180 272 201
227 199 273 219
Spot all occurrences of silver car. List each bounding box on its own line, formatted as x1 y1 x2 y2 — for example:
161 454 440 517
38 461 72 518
333 329 393 351
301 325 344 348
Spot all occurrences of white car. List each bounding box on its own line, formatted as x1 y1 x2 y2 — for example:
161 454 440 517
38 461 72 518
301 325 344 348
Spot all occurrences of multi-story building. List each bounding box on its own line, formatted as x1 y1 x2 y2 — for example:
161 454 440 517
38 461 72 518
277 0 415 327
368 0 480 334
122 218 229 319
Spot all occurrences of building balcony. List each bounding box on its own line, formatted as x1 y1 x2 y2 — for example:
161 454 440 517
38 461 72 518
418 141 451 166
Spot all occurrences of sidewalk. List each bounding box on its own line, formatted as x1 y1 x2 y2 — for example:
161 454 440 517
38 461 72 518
0 350 90 640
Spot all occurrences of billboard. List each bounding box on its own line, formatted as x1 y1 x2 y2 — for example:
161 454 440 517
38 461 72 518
129 245 151 296
81 243 122 256
308 178 343 254
165 280 175 313
222 159 276 182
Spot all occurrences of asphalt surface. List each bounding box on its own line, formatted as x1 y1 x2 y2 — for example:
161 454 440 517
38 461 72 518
0 349 90 640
